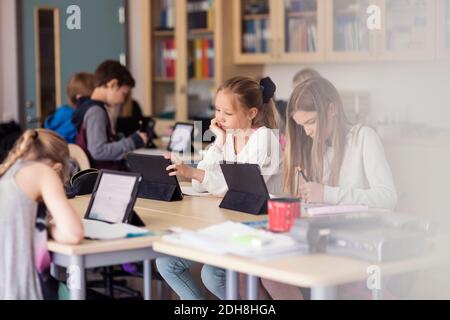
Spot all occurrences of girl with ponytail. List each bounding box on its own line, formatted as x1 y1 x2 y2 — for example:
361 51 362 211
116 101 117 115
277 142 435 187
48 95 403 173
156 76 283 300
0 129 83 300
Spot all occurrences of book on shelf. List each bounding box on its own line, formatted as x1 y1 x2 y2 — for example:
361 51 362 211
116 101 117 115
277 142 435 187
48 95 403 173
188 0 214 30
287 18 317 52
189 38 214 79
158 0 175 30
285 0 317 12
334 15 369 51
242 17 270 54
155 39 176 79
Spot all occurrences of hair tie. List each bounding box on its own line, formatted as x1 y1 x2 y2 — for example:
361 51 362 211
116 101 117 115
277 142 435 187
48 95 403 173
260 77 276 104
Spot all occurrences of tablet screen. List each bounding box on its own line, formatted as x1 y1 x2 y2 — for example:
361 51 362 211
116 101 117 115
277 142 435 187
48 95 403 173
88 173 138 224
169 124 193 152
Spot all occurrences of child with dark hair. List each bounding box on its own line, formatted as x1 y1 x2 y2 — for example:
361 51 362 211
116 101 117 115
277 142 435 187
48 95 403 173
72 60 148 170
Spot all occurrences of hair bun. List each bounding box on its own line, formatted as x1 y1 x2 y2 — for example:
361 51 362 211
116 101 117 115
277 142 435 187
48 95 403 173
260 77 276 104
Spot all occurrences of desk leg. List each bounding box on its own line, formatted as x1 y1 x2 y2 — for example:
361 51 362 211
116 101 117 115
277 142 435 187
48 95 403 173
246 275 259 300
225 270 238 300
143 259 152 301
311 286 337 300
69 255 86 300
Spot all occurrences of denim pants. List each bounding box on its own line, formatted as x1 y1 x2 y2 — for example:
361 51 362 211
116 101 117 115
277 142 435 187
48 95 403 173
156 256 227 300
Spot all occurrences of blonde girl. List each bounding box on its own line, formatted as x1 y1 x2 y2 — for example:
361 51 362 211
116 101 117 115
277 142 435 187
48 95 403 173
0 129 83 300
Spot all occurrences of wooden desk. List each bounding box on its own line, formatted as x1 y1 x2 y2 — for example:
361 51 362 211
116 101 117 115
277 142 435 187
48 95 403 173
49 188 265 300
154 237 450 300
48 196 214 300
134 195 265 224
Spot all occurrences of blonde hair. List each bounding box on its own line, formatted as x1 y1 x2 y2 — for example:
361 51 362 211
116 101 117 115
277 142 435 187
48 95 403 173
218 76 280 130
66 72 95 106
293 68 321 88
0 129 71 182
284 77 350 194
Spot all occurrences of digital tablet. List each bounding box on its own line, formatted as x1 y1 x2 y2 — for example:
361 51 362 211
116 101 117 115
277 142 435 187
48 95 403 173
84 170 142 224
127 153 183 202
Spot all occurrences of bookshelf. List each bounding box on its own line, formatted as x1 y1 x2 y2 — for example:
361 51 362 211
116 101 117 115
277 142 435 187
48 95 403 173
279 0 326 63
233 0 275 63
437 0 450 59
326 0 378 61
377 0 436 61
142 0 262 123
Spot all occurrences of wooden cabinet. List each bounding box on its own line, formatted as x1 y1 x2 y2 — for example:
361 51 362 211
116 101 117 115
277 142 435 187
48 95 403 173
234 0 326 64
142 0 261 123
377 0 436 61
234 0 442 64
326 0 378 61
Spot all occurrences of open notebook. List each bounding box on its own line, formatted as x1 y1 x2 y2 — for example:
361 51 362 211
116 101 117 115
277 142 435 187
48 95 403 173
163 221 305 258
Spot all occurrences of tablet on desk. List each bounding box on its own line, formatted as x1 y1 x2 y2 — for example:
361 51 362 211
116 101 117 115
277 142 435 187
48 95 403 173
219 163 270 215
84 170 142 225
128 153 183 202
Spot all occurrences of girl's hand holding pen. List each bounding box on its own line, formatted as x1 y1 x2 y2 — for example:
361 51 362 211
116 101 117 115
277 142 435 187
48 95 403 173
298 182 324 204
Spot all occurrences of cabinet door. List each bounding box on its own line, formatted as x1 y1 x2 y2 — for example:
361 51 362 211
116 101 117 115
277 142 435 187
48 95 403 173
278 0 326 63
377 0 435 61
437 0 450 59
326 0 378 62
233 0 277 64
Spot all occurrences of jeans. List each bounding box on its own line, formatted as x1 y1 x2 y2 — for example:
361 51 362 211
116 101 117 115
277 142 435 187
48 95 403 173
201 265 226 300
155 257 205 300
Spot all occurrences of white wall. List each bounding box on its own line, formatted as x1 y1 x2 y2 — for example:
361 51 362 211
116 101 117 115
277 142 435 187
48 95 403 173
265 60 450 130
0 0 20 123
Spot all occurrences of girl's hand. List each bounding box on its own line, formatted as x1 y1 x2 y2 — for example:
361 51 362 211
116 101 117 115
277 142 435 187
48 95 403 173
165 153 204 182
298 182 324 204
210 118 227 148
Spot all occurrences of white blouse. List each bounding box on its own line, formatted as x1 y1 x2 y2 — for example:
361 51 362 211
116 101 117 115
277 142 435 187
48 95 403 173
323 125 398 210
192 127 283 197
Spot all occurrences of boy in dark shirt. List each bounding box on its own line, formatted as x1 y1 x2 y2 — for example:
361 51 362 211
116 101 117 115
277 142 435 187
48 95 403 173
72 60 148 170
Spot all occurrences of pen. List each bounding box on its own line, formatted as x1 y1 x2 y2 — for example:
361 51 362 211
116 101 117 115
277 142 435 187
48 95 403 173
295 167 309 197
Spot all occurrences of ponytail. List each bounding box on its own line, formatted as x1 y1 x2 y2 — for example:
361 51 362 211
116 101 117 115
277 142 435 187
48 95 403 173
218 76 280 130
0 130 39 178
0 129 70 181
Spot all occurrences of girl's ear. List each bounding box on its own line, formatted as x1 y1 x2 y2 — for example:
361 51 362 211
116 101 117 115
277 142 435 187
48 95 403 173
249 107 258 120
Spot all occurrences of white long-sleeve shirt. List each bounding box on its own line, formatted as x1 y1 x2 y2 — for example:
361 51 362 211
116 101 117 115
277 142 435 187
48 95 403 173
323 125 397 210
192 127 283 197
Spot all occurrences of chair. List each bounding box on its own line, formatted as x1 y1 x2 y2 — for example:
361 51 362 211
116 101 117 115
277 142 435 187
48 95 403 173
68 144 90 171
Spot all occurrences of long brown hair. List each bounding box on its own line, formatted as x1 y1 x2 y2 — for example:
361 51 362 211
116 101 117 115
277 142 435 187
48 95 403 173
284 77 350 194
0 129 71 181
218 76 280 130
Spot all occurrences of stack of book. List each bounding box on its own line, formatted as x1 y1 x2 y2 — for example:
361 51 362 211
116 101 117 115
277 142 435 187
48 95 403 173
155 39 176 79
287 19 317 53
188 0 214 30
158 0 174 30
188 38 214 79
334 15 369 51
242 18 270 53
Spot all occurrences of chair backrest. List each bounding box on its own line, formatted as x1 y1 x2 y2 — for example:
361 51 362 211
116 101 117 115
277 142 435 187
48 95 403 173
68 144 90 171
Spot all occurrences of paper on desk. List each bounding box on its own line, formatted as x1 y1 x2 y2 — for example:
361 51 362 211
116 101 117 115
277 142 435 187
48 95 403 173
181 185 210 197
302 204 369 217
163 221 303 258
82 219 150 240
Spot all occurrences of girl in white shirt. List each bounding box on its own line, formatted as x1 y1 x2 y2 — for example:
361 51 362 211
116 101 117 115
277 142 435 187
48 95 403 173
261 76 398 300
156 76 282 300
